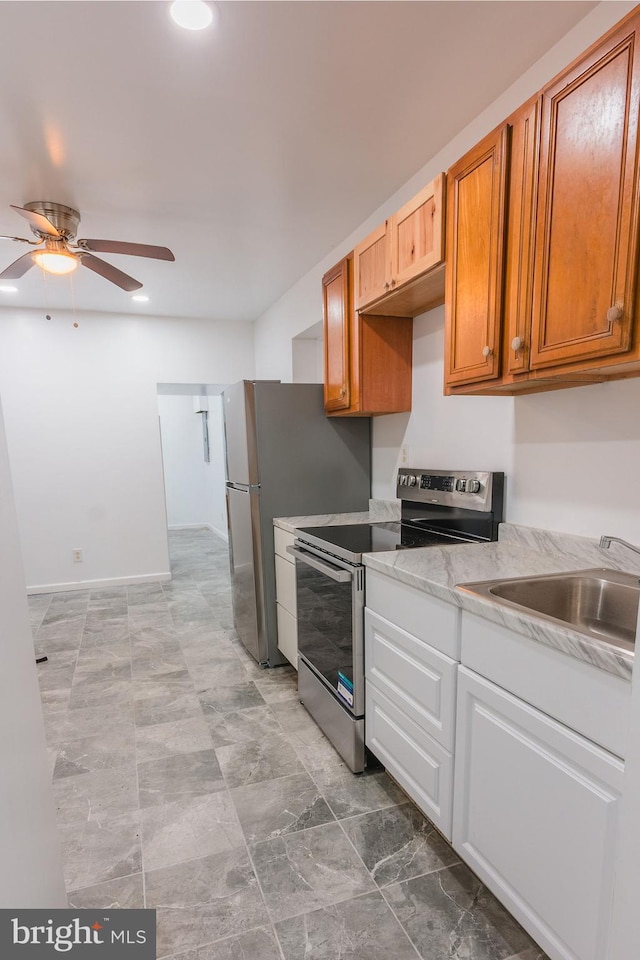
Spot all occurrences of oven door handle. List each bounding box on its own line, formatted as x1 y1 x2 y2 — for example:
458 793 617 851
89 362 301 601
287 545 353 583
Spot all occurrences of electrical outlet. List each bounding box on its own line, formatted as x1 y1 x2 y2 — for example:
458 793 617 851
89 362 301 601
72 548 83 563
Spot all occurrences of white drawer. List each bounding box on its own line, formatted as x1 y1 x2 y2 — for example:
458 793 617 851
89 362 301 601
366 681 454 839
275 553 297 616
276 603 298 668
274 526 295 560
461 612 631 759
365 609 457 751
366 569 460 659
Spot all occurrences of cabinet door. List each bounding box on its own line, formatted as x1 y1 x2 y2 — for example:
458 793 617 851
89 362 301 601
323 256 351 412
530 17 640 370
453 666 623 960
503 97 540 377
390 174 445 288
354 221 391 310
444 125 509 387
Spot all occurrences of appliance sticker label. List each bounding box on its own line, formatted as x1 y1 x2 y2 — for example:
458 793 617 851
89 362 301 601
337 671 354 707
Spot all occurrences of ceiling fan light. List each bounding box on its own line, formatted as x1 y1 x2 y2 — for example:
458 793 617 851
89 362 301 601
33 250 79 276
170 0 217 31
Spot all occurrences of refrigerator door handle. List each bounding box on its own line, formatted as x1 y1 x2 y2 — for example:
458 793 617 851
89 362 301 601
287 545 353 583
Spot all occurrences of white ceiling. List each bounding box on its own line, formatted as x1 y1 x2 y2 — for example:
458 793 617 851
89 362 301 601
0 0 596 322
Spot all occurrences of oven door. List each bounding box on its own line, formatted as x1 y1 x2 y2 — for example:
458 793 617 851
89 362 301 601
288 541 364 718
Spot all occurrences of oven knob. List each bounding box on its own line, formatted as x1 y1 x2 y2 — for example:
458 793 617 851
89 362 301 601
468 479 482 494
456 479 467 492
407 474 417 486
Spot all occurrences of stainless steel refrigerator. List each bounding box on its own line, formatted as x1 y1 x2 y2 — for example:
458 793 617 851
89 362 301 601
223 380 371 666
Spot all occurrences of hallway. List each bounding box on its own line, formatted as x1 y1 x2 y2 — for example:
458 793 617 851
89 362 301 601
32 528 545 959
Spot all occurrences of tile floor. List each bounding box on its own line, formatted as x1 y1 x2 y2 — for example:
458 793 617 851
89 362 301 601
31 527 548 960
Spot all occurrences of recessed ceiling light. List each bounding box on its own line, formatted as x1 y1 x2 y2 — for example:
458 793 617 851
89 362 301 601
0 285 18 293
170 1 218 31
132 294 149 303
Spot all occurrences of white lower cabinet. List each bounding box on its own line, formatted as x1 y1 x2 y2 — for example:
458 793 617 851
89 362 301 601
364 571 460 840
453 665 624 960
274 527 297 667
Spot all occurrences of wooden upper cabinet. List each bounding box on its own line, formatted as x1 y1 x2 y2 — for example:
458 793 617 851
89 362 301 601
444 125 509 388
530 17 640 371
322 254 413 417
354 174 446 317
354 221 391 311
502 97 540 379
391 174 445 287
323 256 351 413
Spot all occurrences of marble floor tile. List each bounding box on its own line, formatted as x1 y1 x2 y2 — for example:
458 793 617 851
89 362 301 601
253 677 299 704
275 890 421 960
67 678 133 711
382 862 535 960
141 791 244 871
250 821 376 923
133 681 203 728
131 639 190 682
53 763 139 825
59 701 135 742
505 950 550 960
215 731 306 788
161 926 283 960
340 801 461 887
230 772 335 844
205 704 282 748
137 748 225 808
81 618 130 647
42 599 90 626
67 872 145 910
310 765 406 819
145 849 268 958
198 681 266 715
35 618 85 649
186 657 251 691
54 729 137 779
72 642 132 685
135 716 214 763
37 661 77 693
58 811 141 891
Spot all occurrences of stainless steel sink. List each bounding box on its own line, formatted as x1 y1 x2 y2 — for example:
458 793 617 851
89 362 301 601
458 568 640 652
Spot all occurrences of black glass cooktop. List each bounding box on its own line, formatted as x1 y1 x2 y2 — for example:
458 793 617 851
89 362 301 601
296 521 477 563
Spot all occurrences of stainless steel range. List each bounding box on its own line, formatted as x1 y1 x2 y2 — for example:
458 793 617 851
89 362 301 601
288 468 505 773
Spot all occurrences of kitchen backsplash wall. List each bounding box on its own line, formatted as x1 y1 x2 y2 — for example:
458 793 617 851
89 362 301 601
255 1 640 544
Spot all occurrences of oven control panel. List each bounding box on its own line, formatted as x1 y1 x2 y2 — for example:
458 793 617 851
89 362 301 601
397 469 503 513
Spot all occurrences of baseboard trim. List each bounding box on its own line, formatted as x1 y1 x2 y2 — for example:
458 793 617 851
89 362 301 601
26 572 172 596
168 523 228 542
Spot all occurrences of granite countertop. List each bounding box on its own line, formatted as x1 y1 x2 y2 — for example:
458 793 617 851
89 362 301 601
364 526 637 681
273 507 637 680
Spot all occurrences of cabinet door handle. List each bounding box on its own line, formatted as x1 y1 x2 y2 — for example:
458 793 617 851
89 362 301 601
607 304 623 323
390 278 396 288
384 281 390 290
482 345 493 358
511 336 525 351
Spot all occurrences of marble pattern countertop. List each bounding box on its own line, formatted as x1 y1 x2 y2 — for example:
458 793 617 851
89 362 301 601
365 523 637 681
274 506 636 681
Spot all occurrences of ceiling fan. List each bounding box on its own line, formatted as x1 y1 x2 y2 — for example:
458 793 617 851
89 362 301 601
0 201 175 291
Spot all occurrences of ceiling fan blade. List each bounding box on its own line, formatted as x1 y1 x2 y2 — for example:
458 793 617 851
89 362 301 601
10 205 61 238
78 239 175 261
0 251 36 279
80 253 143 291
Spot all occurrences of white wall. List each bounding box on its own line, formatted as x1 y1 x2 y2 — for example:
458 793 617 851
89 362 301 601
0 309 253 591
158 393 228 539
254 1 639 541
0 394 66 907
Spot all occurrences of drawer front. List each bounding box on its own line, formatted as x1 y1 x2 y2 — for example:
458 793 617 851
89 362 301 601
366 569 460 659
366 681 454 839
461 611 630 759
275 553 297 616
274 526 295 560
365 609 457 751
276 603 298 668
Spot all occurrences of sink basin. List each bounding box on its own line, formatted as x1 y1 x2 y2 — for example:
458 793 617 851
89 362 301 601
458 568 640 652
